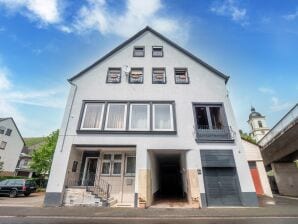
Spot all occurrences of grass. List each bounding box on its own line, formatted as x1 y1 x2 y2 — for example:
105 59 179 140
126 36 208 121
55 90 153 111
24 137 46 147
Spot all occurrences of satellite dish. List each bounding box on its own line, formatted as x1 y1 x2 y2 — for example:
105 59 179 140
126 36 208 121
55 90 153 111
123 65 131 74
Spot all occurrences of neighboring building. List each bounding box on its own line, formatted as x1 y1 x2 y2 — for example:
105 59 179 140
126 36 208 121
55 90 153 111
45 26 258 208
242 138 273 197
248 107 270 142
0 117 25 176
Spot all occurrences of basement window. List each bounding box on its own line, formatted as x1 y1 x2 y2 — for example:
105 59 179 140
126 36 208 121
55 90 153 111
106 68 121 83
129 68 144 84
175 68 189 84
152 46 163 57
133 46 145 57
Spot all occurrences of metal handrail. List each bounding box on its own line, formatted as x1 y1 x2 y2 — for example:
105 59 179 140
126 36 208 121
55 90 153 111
65 172 112 200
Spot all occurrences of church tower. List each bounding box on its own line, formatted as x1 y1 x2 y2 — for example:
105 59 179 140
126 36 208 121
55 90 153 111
248 107 270 142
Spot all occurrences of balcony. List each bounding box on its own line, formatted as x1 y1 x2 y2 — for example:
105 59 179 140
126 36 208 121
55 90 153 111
195 125 235 143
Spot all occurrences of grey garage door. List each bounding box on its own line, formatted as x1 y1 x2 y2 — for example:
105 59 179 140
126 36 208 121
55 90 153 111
203 167 241 206
201 150 241 206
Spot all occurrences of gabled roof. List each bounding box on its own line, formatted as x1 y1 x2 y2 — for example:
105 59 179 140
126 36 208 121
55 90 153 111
0 117 25 145
68 26 229 83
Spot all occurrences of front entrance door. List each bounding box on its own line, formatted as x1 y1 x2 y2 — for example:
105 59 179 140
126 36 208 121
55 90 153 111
83 158 98 186
204 167 241 206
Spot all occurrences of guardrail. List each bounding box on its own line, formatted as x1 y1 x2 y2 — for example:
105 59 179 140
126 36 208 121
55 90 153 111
195 125 235 142
258 104 298 147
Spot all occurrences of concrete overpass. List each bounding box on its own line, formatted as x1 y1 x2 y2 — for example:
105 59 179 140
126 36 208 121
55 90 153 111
258 104 298 197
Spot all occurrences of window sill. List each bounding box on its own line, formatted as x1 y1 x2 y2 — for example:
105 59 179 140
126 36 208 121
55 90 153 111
77 130 177 135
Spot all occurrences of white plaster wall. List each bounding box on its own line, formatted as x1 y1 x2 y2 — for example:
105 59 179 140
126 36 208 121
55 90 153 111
0 119 24 172
256 161 273 197
46 31 255 195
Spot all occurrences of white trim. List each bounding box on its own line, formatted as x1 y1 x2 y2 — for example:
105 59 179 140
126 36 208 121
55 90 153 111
152 104 174 131
104 103 127 131
80 103 105 130
129 104 150 131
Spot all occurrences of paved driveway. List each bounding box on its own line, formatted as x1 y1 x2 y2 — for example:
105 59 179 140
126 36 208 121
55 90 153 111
0 192 44 207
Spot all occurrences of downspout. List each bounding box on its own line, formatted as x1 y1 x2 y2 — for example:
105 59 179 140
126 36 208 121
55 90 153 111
60 80 77 152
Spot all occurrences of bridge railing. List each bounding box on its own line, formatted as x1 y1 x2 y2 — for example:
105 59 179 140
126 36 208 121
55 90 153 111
259 104 298 148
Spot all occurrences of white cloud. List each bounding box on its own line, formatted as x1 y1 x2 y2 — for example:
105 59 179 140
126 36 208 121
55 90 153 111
283 9 298 21
0 0 61 24
258 87 275 95
210 0 248 25
270 97 292 112
67 0 189 43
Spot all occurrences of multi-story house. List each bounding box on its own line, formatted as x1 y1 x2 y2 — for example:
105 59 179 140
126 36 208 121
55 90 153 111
0 117 25 176
45 26 258 208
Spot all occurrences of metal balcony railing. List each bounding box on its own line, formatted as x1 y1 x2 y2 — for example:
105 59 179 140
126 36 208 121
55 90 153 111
258 104 298 147
65 172 112 201
195 125 235 142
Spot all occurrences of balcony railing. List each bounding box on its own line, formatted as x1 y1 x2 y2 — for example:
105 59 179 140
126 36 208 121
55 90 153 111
195 125 235 142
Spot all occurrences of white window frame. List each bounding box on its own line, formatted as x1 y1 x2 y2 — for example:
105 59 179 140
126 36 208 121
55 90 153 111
104 103 127 131
100 153 123 176
111 153 122 176
80 103 105 130
152 104 174 131
101 154 112 176
129 104 150 131
125 155 136 176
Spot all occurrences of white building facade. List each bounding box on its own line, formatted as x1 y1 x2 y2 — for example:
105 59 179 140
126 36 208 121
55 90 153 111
45 27 258 208
0 118 25 176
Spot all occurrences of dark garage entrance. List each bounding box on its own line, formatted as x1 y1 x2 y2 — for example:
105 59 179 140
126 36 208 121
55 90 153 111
201 150 241 206
155 153 185 200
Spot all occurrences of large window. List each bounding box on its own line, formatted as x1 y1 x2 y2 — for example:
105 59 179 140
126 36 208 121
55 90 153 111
175 68 189 84
81 103 105 130
105 104 127 130
106 68 121 83
129 104 150 131
195 105 224 130
129 68 144 84
0 141 7 150
153 104 174 131
79 101 176 133
152 68 166 84
133 46 145 57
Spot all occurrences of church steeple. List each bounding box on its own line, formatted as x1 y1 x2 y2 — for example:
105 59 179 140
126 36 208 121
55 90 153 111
248 107 270 142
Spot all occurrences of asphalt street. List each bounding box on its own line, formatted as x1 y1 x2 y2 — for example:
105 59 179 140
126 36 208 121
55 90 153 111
1 216 298 224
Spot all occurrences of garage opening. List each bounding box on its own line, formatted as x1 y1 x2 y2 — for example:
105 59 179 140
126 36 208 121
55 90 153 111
150 152 188 207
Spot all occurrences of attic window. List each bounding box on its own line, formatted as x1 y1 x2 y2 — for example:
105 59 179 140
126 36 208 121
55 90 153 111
129 68 144 84
0 126 5 134
175 68 189 84
5 129 12 136
152 46 163 57
106 68 121 83
152 68 166 84
133 46 145 57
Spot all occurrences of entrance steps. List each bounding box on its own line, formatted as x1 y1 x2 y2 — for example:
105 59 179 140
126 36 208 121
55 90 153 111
63 188 116 207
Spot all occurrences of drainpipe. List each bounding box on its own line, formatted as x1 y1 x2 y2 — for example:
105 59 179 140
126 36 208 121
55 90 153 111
60 80 77 152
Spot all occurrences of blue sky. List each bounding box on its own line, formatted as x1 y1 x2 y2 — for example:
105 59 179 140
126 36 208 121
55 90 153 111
0 0 297 137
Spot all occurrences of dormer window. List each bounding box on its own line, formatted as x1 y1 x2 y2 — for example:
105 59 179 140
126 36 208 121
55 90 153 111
152 68 166 84
175 68 189 84
129 68 144 84
106 68 121 83
152 46 163 57
133 46 145 57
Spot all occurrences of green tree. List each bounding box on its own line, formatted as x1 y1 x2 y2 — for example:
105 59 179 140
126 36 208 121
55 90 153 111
29 130 59 177
239 129 256 144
